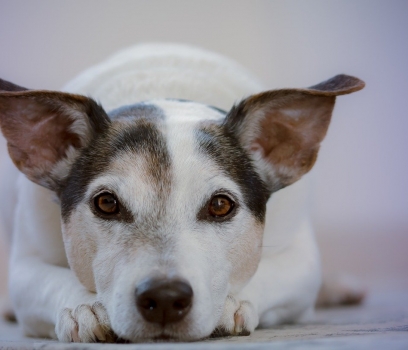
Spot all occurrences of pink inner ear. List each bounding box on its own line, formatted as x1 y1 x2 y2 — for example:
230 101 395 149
255 117 305 164
2 99 81 186
252 95 334 186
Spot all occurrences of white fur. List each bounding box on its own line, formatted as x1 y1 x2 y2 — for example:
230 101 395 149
0 44 321 341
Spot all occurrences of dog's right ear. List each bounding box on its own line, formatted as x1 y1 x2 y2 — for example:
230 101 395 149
224 74 365 192
0 79 110 191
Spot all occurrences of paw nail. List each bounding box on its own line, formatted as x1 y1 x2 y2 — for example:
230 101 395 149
94 326 106 341
234 313 244 334
234 324 243 334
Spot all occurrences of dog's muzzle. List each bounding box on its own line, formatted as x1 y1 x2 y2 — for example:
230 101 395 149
135 278 193 325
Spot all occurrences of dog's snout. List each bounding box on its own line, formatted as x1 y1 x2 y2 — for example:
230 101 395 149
135 278 193 325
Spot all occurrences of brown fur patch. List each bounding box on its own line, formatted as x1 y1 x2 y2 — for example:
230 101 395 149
0 90 110 190
224 74 364 189
253 93 335 186
0 78 28 92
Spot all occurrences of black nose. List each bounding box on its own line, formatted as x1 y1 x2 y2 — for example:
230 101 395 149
135 278 193 325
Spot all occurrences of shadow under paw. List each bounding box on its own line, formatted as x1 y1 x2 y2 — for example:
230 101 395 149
209 327 251 338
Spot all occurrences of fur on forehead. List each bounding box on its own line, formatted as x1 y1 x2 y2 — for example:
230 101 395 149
60 100 227 220
151 99 227 123
61 98 266 217
108 102 165 121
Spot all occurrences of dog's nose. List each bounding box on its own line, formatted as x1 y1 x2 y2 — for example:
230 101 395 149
135 278 193 325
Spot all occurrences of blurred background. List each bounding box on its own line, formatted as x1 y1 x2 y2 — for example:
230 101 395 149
0 0 407 298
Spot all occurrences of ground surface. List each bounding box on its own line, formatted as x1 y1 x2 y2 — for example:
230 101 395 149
0 290 407 350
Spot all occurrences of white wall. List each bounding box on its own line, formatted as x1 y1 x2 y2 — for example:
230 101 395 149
0 0 407 287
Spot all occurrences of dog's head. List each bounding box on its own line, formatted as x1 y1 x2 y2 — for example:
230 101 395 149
0 75 364 341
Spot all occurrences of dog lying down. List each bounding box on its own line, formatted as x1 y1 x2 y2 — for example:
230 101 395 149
0 44 365 342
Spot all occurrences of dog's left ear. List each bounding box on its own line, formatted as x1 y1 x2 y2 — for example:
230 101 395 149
224 74 365 191
0 79 110 191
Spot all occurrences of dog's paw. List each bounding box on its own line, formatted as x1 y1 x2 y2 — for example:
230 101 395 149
316 274 366 307
55 302 115 343
212 295 258 337
1 296 16 322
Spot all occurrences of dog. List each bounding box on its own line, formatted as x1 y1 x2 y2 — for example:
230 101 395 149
0 44 364 342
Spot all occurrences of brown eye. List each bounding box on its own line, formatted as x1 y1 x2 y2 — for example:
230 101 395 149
94 192 119 215
208 195 234 217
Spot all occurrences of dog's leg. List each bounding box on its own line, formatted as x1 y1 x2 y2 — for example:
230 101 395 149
316 274 366 307
10 259 115 342
9 177 115 342
212 296 258 337
215 219 321 333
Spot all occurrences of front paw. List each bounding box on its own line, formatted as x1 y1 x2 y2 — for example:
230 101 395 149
213 295 258 337
56 302 115 343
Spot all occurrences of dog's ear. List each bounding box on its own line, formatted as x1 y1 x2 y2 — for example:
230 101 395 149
0 78 29 92
0 79 110 191
224 74 365 191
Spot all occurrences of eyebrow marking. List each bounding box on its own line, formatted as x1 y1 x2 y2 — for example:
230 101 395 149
196 122 269 222
60 103 171 222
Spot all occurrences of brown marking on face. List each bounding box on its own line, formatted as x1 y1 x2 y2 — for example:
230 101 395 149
106 148 171 227
63 205 153 295
60 109 172 290
62 216 98 292
113 117 171 196
227 220 264 289
109 114 172 200
60 108 171 217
